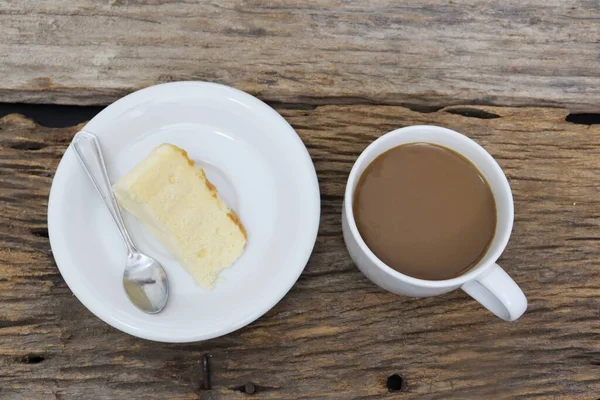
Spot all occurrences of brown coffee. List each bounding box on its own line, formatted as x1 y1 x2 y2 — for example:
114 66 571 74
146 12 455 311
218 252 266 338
353 143 496 280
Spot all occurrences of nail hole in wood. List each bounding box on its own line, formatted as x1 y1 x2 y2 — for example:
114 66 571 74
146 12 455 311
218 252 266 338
9 142 46 151
19 354 45 364
31 228 49 238
566 113 600 125
445 107 500 119
386 374 406 392
238 382 257 395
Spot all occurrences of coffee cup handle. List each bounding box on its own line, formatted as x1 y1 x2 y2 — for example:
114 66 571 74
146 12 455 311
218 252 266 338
461 263 527 321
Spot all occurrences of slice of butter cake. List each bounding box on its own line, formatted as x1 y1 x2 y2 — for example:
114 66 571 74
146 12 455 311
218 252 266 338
113 144 247 290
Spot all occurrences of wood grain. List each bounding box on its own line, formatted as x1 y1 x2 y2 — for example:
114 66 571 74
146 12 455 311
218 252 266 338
1 106 600 399
0 1 599 111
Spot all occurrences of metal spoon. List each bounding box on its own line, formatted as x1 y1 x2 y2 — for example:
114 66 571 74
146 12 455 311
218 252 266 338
72 131 169 313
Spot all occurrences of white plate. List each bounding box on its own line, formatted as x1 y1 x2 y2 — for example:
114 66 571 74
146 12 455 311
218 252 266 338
48 82 320 342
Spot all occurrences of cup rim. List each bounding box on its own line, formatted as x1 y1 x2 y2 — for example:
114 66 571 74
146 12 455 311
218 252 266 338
344 125 514 288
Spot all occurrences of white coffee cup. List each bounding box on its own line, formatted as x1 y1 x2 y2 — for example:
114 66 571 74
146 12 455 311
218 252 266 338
342 125 527 321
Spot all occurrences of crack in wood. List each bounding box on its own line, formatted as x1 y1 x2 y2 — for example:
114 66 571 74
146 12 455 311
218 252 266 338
17 354 45 364
30 228 49 238
0 103 103 128
8 141 47 151
444 107 501 119
0 103 597 135
566 113 600 125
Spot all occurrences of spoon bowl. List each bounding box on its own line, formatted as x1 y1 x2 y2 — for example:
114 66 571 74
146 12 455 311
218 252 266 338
123 252 169 313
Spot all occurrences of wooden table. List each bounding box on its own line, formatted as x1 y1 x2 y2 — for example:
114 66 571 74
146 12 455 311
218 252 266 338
1 2 600 399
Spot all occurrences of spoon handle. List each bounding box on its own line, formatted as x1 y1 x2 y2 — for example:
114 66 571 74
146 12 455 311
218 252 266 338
72 131 138 255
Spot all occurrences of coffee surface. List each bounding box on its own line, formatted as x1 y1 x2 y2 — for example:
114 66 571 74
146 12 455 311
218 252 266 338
353 143 496 280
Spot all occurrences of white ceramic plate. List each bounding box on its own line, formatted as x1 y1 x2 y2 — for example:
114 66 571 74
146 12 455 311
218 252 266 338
48 82 320 342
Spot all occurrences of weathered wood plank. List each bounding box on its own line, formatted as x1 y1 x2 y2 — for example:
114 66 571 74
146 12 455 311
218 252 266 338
1 106 600 399
0 1 599 111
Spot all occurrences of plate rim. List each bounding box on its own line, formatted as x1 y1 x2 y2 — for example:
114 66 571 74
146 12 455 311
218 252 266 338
47 81 321 342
